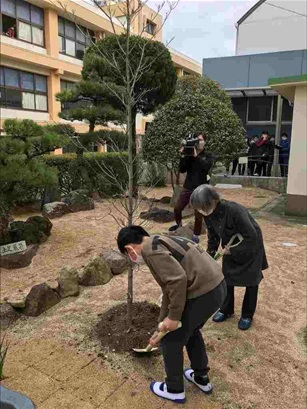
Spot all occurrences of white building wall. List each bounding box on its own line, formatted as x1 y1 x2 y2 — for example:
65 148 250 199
236 0 307 55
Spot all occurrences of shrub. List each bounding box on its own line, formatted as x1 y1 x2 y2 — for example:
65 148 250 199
44 152 128 197
139 162 167 187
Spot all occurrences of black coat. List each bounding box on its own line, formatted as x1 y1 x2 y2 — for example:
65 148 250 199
205 201 268 287
179 151 214 191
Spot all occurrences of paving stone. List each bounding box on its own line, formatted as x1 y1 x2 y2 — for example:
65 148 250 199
10 339 61 366
38 390 96 409
2 367 60 404
3 352 28 379
64 361 123 407
34 348 95 381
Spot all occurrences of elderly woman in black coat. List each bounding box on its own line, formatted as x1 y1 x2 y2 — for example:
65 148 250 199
190 185 268 330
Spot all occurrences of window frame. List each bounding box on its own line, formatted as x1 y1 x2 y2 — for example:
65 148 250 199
58 16 94 60
246 96 292 125
145 19 156 35
0 0 45 47
0 66 48 112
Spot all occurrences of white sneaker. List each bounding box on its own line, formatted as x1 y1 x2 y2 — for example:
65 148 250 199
184 369 213 394
150 382 186 403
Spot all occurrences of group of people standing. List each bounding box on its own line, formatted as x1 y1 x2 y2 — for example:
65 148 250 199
232 131 291 177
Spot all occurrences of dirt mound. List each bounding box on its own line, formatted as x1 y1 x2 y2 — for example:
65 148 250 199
93 302 160 353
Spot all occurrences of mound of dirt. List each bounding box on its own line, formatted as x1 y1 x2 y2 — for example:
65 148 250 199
93 302 160 353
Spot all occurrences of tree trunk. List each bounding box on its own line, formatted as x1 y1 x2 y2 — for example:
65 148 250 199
175 171 180 185
131 108 138 198
170 170 175 190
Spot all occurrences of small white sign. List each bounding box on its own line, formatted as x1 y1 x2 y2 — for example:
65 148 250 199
281 242 297 247
0 241 27 256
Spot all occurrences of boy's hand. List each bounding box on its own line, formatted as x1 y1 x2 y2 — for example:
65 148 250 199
160 317 180 332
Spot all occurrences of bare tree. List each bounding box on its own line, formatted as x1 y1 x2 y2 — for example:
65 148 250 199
56 0 178 327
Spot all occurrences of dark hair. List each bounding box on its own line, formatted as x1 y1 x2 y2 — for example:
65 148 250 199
197 132 206 141
117 225 150 254
282 132 288 137
262 131 269 135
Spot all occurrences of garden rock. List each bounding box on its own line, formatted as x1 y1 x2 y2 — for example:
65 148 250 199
9 216 52 245
57 267 80 298
187 220 207 235
101 249 129 275
0 244 38 269
62 190 95 213
170 225 194 240
23 283 61 317
140 207 174 223
159 196 172 204
7 294 26 309
42 202 70 219
79 257 112 286
0 303 20 330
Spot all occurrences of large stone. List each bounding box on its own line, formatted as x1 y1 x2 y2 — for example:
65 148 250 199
159 196 172 204
0 303 20 330
187 220 207 235
169 225 194 240
42 202 70 219
79 257 112 286
140 207 175 223
0 244 38 269
57 267 80 298
9 216 52 245
62 190 95 213
7 294 26 309
23 283 61 317
101 249 129 276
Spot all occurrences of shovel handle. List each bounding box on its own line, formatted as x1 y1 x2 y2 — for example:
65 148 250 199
145 321 182 352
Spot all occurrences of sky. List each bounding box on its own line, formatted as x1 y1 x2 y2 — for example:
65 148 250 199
157 0 258 62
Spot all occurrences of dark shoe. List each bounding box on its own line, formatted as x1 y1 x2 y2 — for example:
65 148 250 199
238 317 252 330
168 224 181 232
192 234 200 244
184 369 213 394
212 311 233 323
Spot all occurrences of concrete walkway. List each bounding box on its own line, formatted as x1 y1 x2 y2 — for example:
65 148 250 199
2 339 220 409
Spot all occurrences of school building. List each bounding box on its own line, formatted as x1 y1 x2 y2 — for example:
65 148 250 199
0 0 201 150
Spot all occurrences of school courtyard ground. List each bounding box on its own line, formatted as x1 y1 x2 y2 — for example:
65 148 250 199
1 187 306 409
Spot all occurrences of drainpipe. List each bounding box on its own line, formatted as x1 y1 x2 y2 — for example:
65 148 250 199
274 94 283 176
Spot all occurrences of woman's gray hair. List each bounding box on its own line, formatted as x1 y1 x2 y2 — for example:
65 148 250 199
190 185 221 210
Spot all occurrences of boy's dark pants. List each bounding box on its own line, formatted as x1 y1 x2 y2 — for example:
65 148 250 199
160 280 227 392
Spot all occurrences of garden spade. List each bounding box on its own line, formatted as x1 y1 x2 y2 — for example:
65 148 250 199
132 322 182 355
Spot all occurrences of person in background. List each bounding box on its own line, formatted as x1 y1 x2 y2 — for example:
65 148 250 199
238 138 249 176
117 226 226 403
190 185 268 330
254 131 270 176
247 136 258 176
266 135 276 177
276 133 290 177
231 156 239 176
169 133 214 243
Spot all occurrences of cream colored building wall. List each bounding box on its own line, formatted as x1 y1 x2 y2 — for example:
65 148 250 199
287 84 307 197
236 0 307 55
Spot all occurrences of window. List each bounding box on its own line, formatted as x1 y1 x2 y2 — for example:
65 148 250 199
58 17 95 60
60 79 89 111
272 97 293 122
0 0 44 46
145 20 156 35
0 66 48 111
231 98 247 124
247 97 272 122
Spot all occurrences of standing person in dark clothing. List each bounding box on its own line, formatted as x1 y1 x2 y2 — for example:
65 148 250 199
266 135 276 177
254 131 269 176
231 157 239 175
190 185 268 330
247 136 258 176
276 133 290 177
117 226 226 403
169 133 214 243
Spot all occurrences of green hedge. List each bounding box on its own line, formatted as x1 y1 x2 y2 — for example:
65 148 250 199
44 152 128 197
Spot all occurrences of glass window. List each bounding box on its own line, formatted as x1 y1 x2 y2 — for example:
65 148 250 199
0 87 6 104
58 36 65 53
0 68 4 85
65 20 75 38
58 17 64 35
76 27 86 43
282 99 293 122
145 20 156 35
18 20 31 42
22 91 35 109
32 26 43 45
5 88 22 108
76 42 85 60
248 97 272 122
65 38 75 56
4 68 19 87
1 0 16 16
30 5 43 26
2 15 17 38
16 0 30 21
231 98 247 124
21 72 34 90
35 75 47 92
35 94 47 111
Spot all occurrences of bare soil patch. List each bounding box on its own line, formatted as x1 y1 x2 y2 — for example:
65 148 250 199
93 302 160 353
